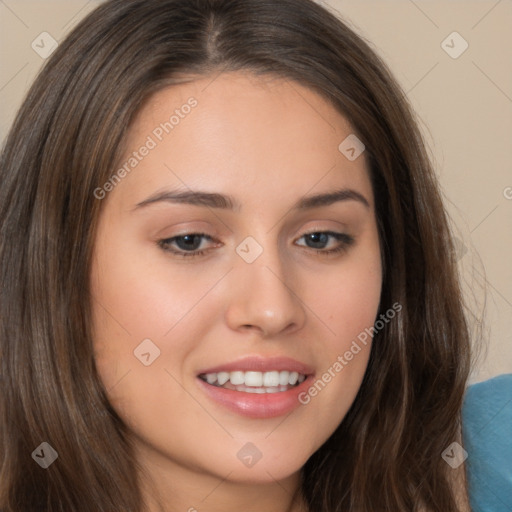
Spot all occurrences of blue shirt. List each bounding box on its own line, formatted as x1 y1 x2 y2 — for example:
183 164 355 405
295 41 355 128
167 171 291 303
462 373 512 511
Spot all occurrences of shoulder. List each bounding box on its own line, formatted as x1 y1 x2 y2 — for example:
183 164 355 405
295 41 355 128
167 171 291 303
462 373 512 512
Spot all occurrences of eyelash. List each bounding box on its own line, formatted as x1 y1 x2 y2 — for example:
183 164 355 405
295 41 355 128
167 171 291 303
157 231 355 259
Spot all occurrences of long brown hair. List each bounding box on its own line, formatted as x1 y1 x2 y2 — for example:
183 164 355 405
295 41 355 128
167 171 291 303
0 0 471 510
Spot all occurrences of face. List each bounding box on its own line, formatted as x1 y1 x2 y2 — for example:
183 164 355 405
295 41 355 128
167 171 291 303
90 72 382 497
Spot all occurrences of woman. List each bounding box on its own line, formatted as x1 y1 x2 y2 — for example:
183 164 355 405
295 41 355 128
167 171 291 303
0 0 474 510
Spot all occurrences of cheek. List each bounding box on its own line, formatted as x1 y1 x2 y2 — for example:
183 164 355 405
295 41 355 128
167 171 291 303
90 216 233 354
89 225 225 405
310 240 382 349
296 240 382 435
321 270 381 335
90 263 214 437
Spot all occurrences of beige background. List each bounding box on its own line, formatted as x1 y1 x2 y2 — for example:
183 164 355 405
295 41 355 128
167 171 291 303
1 0 510 383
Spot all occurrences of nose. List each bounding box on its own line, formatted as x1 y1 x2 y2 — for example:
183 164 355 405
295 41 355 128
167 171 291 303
224 246 307 338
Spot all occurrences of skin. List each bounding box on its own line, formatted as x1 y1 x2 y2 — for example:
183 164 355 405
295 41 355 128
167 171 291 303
90 72 382 512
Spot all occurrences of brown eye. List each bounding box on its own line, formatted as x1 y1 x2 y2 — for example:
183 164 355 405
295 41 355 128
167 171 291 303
296 231 355 254
304 232 330 249
170 234 204 251
158 233 216 258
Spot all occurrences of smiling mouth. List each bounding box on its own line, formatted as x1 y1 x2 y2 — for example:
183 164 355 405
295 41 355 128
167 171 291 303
198 370 307 393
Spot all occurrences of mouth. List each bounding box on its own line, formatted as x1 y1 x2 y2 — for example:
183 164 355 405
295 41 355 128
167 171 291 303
196 356 314 418
198 370 307 393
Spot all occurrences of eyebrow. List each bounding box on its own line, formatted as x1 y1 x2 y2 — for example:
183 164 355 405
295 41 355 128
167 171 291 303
134 187 370 211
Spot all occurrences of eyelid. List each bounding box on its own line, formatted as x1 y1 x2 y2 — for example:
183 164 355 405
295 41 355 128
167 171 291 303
158 229 354 258
157 233 218 257
296 230 355 253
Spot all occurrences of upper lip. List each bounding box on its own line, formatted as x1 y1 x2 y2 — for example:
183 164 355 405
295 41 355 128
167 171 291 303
197 355 315 376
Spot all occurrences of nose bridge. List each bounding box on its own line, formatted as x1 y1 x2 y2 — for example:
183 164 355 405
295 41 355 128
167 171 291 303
225 236 306 336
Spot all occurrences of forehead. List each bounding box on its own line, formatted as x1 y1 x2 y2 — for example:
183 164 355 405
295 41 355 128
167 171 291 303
111 72 373 212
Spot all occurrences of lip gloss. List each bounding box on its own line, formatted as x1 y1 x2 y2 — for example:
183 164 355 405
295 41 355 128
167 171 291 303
196 375 313 419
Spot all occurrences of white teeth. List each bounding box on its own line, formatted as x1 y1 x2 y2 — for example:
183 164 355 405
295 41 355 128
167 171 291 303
230 371 245 385
201 370 307 388
279 371 290 386
263 371 280 387
244 387 266 394
244 371 263 387
217 371 230 386
206 373 217 384
232 384 290 393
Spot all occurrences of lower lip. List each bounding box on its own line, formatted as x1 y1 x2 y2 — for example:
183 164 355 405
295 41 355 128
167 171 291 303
197 377 313 419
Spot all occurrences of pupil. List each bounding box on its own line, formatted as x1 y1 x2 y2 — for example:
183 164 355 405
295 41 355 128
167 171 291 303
307 232 328 249
177 235 201 251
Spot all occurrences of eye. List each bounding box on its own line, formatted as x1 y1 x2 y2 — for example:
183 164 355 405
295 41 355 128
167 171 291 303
158 233 217 258
158 230 355 259
296 231 355 255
